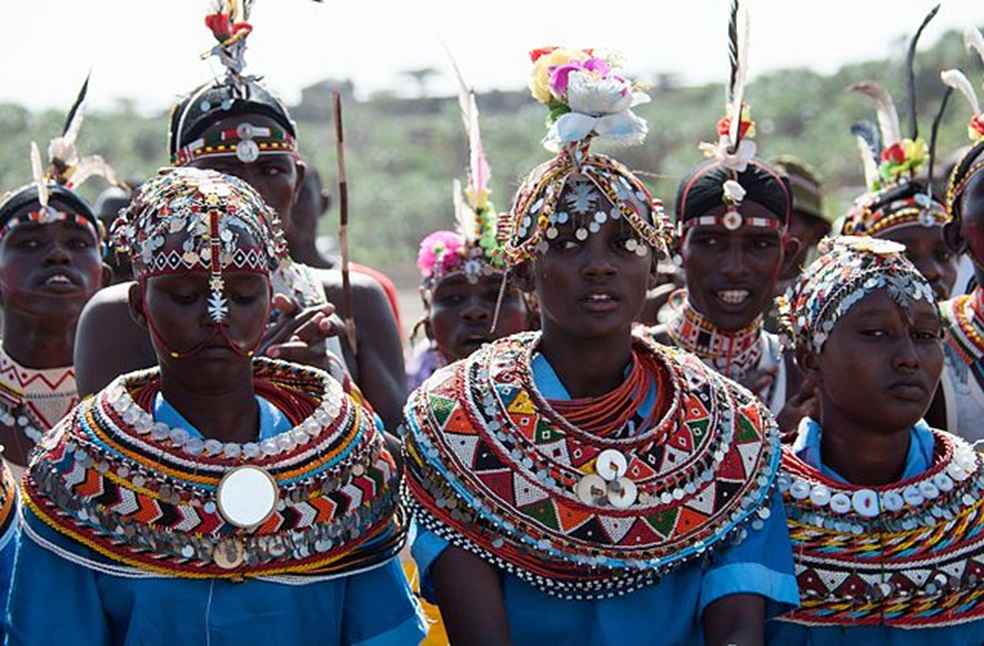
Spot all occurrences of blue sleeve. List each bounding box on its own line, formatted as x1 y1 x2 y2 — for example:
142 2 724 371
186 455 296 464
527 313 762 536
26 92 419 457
0 520 16 644
341 558 426 646
409 524 450 604
6 512 111 646
699 489 799 619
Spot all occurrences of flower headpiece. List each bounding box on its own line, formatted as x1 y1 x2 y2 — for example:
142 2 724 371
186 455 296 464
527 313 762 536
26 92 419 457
0 75 122 246
168 1 299 166
502 48 669 266
842 7 948 236
416 51 506 291
529 47 650 153
777 236 936 354
112 167 288 326
942 25 984 219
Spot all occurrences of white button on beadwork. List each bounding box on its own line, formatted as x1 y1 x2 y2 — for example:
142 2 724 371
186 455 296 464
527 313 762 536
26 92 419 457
595 450 628 482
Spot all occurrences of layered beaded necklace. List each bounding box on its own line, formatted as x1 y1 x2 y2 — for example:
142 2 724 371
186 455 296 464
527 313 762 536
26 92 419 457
943 289 984 364
665 291 764 383
0 345 77 448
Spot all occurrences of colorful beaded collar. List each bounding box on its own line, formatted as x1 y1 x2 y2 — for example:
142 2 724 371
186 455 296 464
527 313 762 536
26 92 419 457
942 291 984 365
776 428 984 627
664 290 764 383
0 345 77 448
22 358 405 581
402 331 780 599
0 462 14 540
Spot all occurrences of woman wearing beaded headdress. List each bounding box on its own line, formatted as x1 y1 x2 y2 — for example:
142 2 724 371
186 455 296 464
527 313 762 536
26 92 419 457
927 26 984 441
646 2 804 427
839 7 956 304
407 58 532 391
0 77 117 475
73 1 408 430
402 38 798 646
768 235 984 643
6 167 425 645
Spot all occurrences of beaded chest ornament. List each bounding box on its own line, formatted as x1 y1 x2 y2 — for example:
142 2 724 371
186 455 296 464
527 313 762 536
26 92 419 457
402 332 781 599
23 358 405 580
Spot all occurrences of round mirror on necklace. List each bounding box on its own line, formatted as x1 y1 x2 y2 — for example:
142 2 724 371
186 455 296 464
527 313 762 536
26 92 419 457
216 465 279 528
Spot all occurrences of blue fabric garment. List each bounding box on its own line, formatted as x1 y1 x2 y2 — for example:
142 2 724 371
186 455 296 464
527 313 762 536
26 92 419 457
411 353 799 646
0 506 17 645
5 396 425 646
765 418 984 646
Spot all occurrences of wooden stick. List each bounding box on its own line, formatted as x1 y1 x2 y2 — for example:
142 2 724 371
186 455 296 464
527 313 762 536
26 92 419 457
333 91 357 355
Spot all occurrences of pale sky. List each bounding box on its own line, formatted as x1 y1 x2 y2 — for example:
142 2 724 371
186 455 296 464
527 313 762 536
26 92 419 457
0 1 981 113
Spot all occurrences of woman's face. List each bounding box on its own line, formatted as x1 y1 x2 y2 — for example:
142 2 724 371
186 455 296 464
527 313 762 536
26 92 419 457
813 289 943 433
681 201 786 331
959 172 984 270
881 226 956 301
428 272 527 362
0 203 106 321
530 192 653 342
189 114 302 229
133 266 271 394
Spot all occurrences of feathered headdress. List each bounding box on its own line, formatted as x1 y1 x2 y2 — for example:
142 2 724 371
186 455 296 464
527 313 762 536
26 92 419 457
941 25 984 217
698 0 756 173
416 49 505 289
841 5 948 237
0 74 122 244
30 74 122 206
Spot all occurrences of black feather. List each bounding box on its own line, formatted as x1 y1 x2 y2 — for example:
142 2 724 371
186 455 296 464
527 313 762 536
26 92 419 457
851 120 882 160
906 4 940 140
927 86 953 192
61 73 90 137
727 0 739 103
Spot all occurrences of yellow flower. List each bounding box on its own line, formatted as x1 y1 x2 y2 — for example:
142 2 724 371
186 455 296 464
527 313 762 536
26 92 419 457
902 138 928 165
529 48 590 105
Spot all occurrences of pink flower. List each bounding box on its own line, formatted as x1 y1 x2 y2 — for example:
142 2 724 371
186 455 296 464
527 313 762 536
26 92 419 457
417 231 464 277
549 57 611 99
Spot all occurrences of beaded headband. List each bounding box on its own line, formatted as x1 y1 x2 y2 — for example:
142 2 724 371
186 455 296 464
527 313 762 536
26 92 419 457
502 48 669 266
942 26 984 219
843 7 947 234
777 236 937 354
680 1 789 237
168 0 299 165
111 167 288 325
417 51 506 291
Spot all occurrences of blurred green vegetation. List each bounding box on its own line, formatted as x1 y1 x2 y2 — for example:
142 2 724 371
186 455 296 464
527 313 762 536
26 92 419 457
0 29 980 279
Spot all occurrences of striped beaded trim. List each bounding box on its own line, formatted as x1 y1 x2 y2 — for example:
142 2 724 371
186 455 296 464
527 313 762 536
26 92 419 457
776 432 984 627
403 331 780 599
22 358 406 580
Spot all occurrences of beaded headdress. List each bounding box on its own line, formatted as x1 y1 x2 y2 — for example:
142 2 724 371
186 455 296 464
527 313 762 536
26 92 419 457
677 0 790 236
168 1 299 166
112 167 288 340
777 236 937 354
941 25 984 220
841 6 950 237
416 55 506 293
0 75 121 244
501 47 669 266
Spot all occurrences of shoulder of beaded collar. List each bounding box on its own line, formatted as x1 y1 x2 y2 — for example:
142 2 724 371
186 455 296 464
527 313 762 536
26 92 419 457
777 430 984 628
402 330 782 599
22 358 405 580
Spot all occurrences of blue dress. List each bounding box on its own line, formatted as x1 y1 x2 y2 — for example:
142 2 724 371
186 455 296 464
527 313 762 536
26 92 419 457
5 395 425 646
765 418 984 646
411 353 799 646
